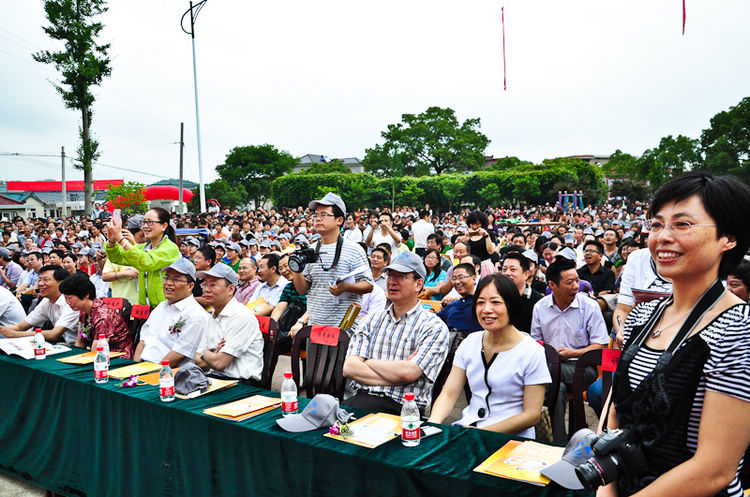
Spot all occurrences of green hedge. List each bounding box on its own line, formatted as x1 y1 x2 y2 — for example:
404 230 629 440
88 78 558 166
271 160 607 210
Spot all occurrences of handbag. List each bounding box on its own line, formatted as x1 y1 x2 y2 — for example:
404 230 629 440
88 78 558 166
277 301 306 333
534 406 553 442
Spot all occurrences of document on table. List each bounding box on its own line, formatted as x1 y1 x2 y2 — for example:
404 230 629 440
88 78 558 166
324 412 402 448
58 351 125 364
203 395 281 422
474 440 563 486
0 337 70 360
109 361 162 379
331 265 370 304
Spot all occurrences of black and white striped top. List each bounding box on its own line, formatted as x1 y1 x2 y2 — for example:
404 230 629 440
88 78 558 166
623 300 750 497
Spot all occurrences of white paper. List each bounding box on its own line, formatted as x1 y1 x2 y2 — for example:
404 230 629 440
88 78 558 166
331 265 370 304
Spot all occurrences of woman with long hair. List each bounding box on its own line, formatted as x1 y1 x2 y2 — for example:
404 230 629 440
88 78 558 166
422 248 447 301
104 207 179 307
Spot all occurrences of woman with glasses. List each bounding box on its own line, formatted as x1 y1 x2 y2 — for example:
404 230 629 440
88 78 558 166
598 172 750 497
428 273 550 437
104 207 179 308
422 248 447 301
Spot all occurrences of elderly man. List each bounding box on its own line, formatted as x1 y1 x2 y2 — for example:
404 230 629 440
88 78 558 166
134 259 208 367
0 265 78 344
194 264 263 382
235 257 260 305
248 253 288 316
0 247 23 291
344 251 449 415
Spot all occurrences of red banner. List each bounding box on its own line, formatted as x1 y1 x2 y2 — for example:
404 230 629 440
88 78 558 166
131 305 150 320
602 349 622 372
102 297 123 310
310 325 340 346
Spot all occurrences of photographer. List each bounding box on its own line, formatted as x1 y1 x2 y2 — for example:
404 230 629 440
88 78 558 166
291 193 373 330
365 212 401 252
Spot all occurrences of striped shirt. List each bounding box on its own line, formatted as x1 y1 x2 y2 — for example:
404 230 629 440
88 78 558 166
347 301 450 409
623 300 750 497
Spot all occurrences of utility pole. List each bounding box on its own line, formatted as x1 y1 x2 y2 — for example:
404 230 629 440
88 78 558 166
179 122 185 213
61 146 66 217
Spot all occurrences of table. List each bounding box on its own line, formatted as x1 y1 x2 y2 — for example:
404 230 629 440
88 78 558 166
0 349 591 497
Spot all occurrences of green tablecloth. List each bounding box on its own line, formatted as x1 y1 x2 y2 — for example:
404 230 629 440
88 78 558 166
0 349 592 497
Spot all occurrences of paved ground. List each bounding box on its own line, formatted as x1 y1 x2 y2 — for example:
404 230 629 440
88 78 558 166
0 355 599 495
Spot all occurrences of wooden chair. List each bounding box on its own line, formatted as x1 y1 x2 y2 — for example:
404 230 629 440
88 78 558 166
254 316 281 390
569 348 620 433
290 325 350 401
541 342 562 420
129 304 151 344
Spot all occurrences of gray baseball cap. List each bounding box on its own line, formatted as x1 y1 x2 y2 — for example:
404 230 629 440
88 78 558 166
385 251 426 279
226 242 241 253
540 428 597 490
522 249 539 264
196 263 238 286
174 364 210 396
163 257 196 281
276 394 353 433
557 246 578 262
0 247 11 258
308 192 346 217
259 240 272 249
127 214 145 231
187 238 201 248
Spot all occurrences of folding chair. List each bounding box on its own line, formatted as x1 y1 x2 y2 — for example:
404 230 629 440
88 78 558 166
290 325 350 400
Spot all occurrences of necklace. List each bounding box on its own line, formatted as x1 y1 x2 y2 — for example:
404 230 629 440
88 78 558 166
651 310 690 338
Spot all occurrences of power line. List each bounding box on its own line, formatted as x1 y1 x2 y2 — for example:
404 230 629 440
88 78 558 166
0 152 170 179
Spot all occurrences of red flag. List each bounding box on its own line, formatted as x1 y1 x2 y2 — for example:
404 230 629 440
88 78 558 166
682 0 686 35
502 6 507 91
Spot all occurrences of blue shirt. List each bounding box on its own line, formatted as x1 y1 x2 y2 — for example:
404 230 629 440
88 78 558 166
530 292 609 355
437 295 481 332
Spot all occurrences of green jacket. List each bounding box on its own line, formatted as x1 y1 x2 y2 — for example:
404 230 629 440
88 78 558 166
105 237 180 307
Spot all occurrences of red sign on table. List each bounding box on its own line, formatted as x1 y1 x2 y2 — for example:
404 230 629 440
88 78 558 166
102 297 123 310
309 325 340 346
602 349 622 372
131 305 150 320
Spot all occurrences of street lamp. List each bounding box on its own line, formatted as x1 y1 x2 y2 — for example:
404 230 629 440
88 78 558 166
181 0 208 213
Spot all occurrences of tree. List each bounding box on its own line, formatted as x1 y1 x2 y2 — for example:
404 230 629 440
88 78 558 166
483 156 531 171
609 180 651 202
34 0 112 216
635 135 701 189
215 144 298 208
601 149 639 178
297 159 351 175
188 179 247 213
363 106 490 177
701 96 750 181
104 181 146 214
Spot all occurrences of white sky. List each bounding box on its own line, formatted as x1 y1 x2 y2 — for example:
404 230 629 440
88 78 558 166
1 1 749 186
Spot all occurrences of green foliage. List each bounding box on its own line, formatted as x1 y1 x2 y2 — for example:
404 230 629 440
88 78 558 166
701 96 750 182
104 181 146 214
484 156 532 171
297 159 351 175
635 135 701 189
215 144 298 207
33 0 112 215
363 106 490 177
602 150 638 177
609 180 652 202
188 179 247 213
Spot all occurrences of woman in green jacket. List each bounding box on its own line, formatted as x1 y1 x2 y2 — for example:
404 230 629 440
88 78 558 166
104 207 180 307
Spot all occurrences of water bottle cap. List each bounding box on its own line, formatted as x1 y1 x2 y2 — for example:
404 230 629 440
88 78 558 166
99 334 105 339
283 371 293 379
96 346 103 351
161 360 170 366
404 392 415 401
35 328 42 333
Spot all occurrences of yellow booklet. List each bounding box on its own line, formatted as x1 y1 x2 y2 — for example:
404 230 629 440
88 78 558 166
57 351 125 365
324 412 402 449
175 378 238 400
203 395 281 422
245 297 268 315
474 440 564 486
109 361 162 379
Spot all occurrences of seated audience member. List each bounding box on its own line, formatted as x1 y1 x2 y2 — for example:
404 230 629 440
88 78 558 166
500 252 543 333
191 244 215 307
343 251 449 415
0 247 24 291
134 259 208 367
59 272 134 359
726 260 750 302
61 252 78 275
0 285 26 327
577 240 615 296
271 253 308 353
0 265 77 344
422 248 447 301
530 258 609 443
234 257 260 304
194 264 263 382
436 263 481 340
429 274 550 437
248 253 288 316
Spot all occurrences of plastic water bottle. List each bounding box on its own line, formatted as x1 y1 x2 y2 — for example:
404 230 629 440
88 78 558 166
33 328 46 360
401 392 421 447
280 371 298 416
97 333 109 364
159 360 175 402
94 346 108 383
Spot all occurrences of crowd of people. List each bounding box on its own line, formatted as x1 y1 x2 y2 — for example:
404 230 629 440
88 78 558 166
1 171 749 496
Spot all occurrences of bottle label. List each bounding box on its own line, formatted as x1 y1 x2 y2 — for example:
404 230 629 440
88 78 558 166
160 385 175 397
282 400 298 413
95 368 108 379
34 347 45 357
402 421 420 441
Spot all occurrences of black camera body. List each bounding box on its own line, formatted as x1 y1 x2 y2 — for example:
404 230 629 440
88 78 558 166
288 243 318 273
575 428 648 491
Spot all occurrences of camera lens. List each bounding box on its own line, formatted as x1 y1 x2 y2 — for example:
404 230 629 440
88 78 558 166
575 454 622 492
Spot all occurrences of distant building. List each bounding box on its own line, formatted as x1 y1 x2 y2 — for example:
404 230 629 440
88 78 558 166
0 180 121 219
293 154 364 174
562 154 610 167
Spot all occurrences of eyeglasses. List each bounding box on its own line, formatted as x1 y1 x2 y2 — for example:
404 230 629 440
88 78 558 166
451 274 473 283
386 271 415 281
311 213 336 219
163 275 190 284
141 220 163 227
583 249 601 254
645 220 716 235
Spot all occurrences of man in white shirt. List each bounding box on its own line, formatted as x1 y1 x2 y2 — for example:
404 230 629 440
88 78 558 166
365 212 401 252
0 286 27 328
135 258 208 367
0 265 79 344
411 209 435 257
342 213 363 243
249 252 288 316
194 263 263 382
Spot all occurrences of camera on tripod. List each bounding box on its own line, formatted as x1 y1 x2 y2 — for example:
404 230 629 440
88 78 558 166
575 428 648 491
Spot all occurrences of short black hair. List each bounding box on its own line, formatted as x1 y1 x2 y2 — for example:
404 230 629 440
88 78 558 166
502 252 530 272
583 240 604 254
50 249 65 259
58 272 96 300
728 260 750 289
378 211 393 222
426 233 443 248
472 274 521 325
419 209 431 219
453 262 476 277
546 258 577 286
262 252 280 273
376 242 392 254
649 171 750 278
197 246 216 265
371 247 390 263
39 264 70 282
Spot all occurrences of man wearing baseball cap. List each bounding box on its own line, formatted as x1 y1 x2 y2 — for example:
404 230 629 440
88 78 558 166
194 264 263 382
343 251 449 415
134 258 208 367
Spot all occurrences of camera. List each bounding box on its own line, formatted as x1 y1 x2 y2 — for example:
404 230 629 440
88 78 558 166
575 428 648 491
288 242 318 273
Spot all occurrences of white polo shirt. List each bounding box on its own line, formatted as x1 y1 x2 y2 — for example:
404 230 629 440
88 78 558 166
26 294 80 344
139 295 208 365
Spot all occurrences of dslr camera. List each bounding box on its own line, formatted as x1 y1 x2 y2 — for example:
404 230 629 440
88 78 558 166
575 428 648 491
288 242 318 273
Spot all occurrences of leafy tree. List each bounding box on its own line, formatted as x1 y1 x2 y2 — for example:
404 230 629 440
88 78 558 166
483 156 531 171
635 135 701 189
188 179 247 213
436 175 466 211
701 96 750 181
609 180 652 202
297 159 351 175
363 106 490 177
33 0 112 216
602 149 639 178
104 181 146 214
215 144 298 208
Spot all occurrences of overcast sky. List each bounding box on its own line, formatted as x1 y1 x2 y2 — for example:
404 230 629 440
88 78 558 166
1 1 749 187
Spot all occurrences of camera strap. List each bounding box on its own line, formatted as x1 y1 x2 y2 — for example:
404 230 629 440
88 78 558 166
315 235 344 271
